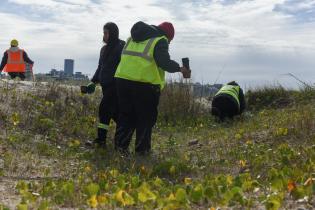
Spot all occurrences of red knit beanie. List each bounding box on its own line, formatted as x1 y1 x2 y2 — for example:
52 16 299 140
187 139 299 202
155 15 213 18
158 22 175 41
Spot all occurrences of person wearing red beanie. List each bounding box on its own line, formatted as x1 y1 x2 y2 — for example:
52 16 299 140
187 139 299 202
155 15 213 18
158 22 175 42
114 21 191 156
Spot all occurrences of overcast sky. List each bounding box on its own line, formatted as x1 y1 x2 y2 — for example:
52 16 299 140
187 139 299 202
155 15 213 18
0 0 314 89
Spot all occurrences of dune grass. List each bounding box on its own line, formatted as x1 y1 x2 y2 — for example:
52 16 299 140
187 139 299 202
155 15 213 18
0 81 314 209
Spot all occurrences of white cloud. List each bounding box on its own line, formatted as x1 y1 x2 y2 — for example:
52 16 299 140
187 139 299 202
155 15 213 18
0 0 314 87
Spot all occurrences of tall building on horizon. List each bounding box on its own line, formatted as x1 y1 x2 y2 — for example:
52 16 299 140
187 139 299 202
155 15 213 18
64 59 74 76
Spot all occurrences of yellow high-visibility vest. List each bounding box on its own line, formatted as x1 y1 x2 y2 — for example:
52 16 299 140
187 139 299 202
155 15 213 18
115 36 167 89
215 85 240 108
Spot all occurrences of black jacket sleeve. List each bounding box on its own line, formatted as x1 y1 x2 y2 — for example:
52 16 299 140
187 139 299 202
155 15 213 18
91 47 104 84
0 52 8 72
153 39 180 73
239 88 246 113
111 41 124 72
23 51 34 64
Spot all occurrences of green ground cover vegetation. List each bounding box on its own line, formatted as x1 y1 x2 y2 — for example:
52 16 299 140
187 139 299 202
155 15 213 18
0 81 314 209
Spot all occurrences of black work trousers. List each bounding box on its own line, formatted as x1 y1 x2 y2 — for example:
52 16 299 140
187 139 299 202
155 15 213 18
8 72 25 80
211 94 239 121
114 79 160 154
97 85 118 142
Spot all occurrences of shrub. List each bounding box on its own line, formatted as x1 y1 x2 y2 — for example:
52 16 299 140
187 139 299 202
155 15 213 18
246 86 294 111
158 80 209 125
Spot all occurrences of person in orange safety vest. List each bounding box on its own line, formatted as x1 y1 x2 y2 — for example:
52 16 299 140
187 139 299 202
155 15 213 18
0 39 34 80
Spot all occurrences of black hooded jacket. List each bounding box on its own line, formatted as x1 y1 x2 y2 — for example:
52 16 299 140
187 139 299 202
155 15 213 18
227 81 245 113
129 21 180 73
214 82 246 114
92 22 125 87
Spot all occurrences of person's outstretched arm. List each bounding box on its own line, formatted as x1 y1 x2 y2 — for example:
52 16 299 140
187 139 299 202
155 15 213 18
153 39 180 73
23 51 34 65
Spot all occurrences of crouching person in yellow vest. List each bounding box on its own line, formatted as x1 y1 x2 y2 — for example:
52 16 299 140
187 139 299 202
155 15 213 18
114 21 191 155
211 81 246 121
0 39 34 80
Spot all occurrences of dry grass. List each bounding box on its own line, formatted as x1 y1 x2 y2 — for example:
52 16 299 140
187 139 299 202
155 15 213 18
0 81 314 209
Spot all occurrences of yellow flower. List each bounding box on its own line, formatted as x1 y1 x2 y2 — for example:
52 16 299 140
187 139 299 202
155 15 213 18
282 128 288 135
167 193 176 201
227 175 233 185
115 190 135 206
154 177 163 187
97 194 108 204
184 177 192 185
275 128 288 136
84 166 91 173
239 160 246 168
73 140 81 147
137 182 157 203
87 195 98 208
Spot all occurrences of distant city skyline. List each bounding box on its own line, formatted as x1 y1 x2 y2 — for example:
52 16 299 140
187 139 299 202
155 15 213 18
47 59 88 80
0 0 315 89
64 59 74 76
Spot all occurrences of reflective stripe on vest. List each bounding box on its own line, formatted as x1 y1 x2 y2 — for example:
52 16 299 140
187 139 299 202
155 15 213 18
4 49 26 73
115 36 167 89
216 85 240 108
98 123 109 130
122 38 155 62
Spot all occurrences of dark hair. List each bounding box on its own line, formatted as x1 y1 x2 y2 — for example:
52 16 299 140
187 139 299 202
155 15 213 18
103 22 119 46
227 81 239 86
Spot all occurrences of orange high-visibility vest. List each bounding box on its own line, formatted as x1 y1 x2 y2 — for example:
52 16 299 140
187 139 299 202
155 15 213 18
3 49 26 73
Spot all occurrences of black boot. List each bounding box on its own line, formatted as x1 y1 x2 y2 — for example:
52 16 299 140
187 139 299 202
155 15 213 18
85 128 107 148
135 127 152 155
96 128 107 147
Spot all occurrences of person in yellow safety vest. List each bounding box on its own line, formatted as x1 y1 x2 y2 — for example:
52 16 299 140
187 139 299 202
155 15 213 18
211 81 246 121
0 39 34 80
114 21 191 156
